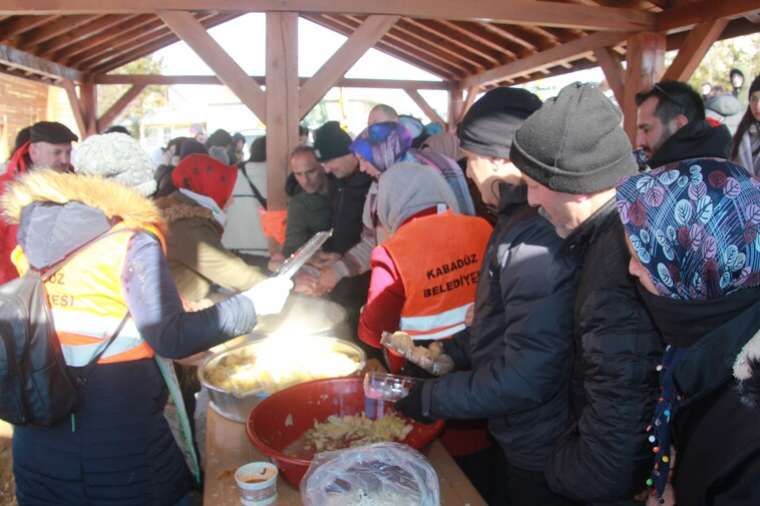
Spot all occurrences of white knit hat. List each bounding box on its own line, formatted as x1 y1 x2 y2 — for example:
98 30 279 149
74 133 157 196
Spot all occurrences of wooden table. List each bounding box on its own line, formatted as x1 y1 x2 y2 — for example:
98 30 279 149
203 407 487 505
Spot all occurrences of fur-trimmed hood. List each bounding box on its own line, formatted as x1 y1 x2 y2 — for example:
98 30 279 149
2 169 163 229
154 192 216 226
735 328 760 408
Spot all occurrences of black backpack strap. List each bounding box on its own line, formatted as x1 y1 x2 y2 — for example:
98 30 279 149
237 162 268 209
73 312 130 386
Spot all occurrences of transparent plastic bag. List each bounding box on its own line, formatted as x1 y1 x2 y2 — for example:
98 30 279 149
300 442 440 506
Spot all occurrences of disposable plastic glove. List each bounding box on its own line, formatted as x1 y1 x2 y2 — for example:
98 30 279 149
243 277 294 316
381 332 455 376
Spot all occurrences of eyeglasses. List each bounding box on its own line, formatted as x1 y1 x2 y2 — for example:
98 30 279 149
650 83 686 114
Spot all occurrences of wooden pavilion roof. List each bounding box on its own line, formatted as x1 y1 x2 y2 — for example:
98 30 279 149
0 1 758 87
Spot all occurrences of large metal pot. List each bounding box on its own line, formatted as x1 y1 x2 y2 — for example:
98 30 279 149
198 336 365 422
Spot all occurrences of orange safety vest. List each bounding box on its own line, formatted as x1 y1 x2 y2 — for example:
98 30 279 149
383 210 491 341
12 222 165 366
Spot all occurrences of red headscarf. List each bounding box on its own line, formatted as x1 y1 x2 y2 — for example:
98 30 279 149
171 154 237 209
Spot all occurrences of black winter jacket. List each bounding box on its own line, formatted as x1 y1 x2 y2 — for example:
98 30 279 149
325 171 372 254
661 293 760 506
420 183 578 472
545 199 663 503
648 120 731 169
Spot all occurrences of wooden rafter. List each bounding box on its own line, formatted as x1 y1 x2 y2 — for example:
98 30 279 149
61 79 88 136
312 13 460 78
299 15 398 118
462 30 630 88
0 42 83 81
593 46 625 105
403 18 505 67
98 84 146 130
662 18 729 81
394 18 490 71
0 1 657 32
55 14 157 64
159 10 266 119
405 88 445 125
37 15 140 58
658 0 760 32
95 74 451 89
16 15 99 50
0 15 56 41
477 22 536 55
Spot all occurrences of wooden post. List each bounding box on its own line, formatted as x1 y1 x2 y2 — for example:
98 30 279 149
447 86 463 133
80 78 98 135
265 12 298 212
593 47 625 106
622 32 665 143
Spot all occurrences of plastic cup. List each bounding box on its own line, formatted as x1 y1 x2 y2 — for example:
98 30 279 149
234 461 278 506
363 372 422 419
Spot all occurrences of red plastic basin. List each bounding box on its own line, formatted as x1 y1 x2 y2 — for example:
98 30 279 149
246 376 444 487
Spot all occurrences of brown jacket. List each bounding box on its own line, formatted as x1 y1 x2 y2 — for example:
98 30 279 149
156 192 267 303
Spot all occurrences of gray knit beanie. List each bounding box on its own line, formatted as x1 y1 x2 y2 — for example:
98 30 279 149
74 133 157 196
376 162 459 233
510 82 637 194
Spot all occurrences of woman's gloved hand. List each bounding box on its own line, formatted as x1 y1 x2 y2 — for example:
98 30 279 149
395 382 435 424
243 277 293 316
381 332 455 376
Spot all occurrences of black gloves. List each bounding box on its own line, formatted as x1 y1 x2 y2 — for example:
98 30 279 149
394 382 436 424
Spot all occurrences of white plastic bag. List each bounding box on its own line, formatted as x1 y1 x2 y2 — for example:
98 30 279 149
300 442 440 506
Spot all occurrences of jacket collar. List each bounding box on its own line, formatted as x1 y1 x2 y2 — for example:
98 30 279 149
563 197 616 257
496 182 527 213
648 120 731 169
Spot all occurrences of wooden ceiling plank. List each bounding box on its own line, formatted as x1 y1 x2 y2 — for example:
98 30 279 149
463 30 630 89
88 13 235 74
321 14 465 77
391 18 484 73
0 42 83 81
476 22 536 53
37 15 134 57
658 0 760 32
299 15 398 118
592 46 624 105
402 18 502 67
17 15 98 49
54 14 156 64
435 20 521 61
421 20 511 63
0 1 657 32
302 13 453 78
405 88 445 125
0 15 57 41
158 10 266 118
662 18 729 81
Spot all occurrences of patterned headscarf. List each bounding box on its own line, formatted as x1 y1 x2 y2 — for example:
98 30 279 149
349 121 414 174
172 154 237 209
616 159 760 300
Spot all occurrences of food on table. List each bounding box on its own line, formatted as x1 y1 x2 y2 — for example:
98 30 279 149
300 412 413 453
204 337 362 396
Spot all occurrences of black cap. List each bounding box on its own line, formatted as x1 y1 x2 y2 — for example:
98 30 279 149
30 121 78 144
458 87 542 159
313 121 352 162
510 82 637 195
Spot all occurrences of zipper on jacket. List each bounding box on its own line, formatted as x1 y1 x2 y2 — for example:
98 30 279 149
70 413 76 432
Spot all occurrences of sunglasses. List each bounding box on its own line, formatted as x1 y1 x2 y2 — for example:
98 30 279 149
650 83 686 114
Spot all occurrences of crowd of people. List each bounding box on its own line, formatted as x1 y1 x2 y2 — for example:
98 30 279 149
1 75 759 506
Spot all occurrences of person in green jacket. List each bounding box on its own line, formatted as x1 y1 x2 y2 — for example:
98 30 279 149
282 146 333 257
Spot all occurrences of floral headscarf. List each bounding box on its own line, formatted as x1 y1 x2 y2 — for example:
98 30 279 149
616 159 760 300
349 121 414 174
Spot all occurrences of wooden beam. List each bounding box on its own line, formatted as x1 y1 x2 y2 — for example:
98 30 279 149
447 86 463 133
0 15 56 40
159 11 266 120
97 84 146 131
54 14 156 64
662 18 729 81
658 0 760 32
622 32 665 141
460 85 479 122
462 31 630 89
265 12 298 212
405 89 446 126
80 79 98 135
62 79 88 137
593 46 625 105
299 15 397 118
94 74 451 89
0 1 656 31
16 15 98 49
0 42 83 82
